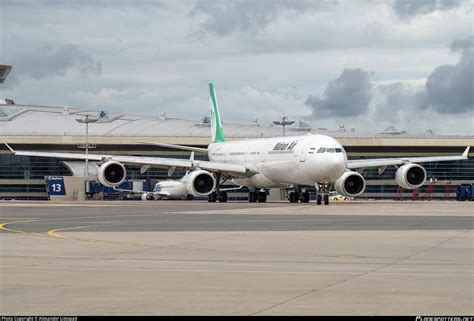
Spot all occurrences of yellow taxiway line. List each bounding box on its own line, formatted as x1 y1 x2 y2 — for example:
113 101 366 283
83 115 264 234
0 218 45 237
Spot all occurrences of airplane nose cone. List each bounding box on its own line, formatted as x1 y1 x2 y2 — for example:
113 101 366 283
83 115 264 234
322 153 347 181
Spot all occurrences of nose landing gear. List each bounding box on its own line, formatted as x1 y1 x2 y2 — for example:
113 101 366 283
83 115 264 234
316 194 329 205
316 182 331 205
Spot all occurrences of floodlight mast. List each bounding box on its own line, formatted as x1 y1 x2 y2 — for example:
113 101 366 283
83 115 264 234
272 116 294 137
0 65 12 84
76 114 98 176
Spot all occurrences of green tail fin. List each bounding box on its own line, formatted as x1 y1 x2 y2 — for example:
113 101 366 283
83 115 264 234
209 83 226 143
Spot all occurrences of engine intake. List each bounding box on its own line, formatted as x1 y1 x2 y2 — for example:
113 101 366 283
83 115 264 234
334 171 366 197
395 164 426 189
141 193 155 201
97 161 126 187
185 170 216 196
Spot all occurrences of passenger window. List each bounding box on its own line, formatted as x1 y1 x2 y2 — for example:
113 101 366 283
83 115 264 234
326 148 335 153
317 147 325 153
335 148 342 153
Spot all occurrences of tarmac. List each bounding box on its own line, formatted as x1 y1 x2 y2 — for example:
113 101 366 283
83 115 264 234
0 200 473 315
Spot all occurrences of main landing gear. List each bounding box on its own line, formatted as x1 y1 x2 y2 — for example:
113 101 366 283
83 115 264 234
316 182 331 205
208 172 228 202
249 188 267 203
288 186 310 203
208 191 228 202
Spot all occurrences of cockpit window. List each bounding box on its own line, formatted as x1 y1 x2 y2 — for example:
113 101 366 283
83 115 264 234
317 147 345 153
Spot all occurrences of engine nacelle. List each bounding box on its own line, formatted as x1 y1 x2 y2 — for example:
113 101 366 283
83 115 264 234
185 170 216 197
141 193 155 201
97 161 126 187
334 171 366 197
395 163 427 189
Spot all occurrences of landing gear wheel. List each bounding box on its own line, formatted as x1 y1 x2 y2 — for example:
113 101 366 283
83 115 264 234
249 191 257 202
289 191 299 203
208 192 217 202
186 194 194 201
257 191 267 203
316 194 322 205
299 192 310 203
316 182 333 206
218 191 228 203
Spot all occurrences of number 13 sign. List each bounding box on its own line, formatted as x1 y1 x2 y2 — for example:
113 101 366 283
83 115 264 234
45 176 66 196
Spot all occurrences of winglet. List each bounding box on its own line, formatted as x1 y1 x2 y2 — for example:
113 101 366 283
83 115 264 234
3 140 15 154
462 146 470 158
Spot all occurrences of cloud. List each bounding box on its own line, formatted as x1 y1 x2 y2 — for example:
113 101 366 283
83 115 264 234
419 35 473 113
391 0 465 20
216 86 307 124
372 82 421 122
5 44 102 86
450 35 474 52
303 35 473 132
305 68 372 119
188 0 332 37
1 2 472 135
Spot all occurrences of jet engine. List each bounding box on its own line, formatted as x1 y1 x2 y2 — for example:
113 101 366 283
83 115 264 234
395 164 426 189
334 171 366 197
185 170 216 196
141 193 155 201
97 161 127 187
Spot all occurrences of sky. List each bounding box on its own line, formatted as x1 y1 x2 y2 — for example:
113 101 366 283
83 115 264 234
0 0 473 135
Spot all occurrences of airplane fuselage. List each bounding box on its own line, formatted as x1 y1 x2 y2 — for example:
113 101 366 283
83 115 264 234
208 134 347 188
153 178 189 198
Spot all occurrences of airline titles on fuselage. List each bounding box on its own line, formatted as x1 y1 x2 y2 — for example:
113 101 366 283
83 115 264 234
272 141 298 151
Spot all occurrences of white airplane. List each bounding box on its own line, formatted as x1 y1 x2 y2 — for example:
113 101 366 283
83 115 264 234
117 174 200 201
3 83 470 205
120 173 242 201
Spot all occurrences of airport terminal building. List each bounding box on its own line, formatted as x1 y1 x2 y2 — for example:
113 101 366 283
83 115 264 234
0 102 473 201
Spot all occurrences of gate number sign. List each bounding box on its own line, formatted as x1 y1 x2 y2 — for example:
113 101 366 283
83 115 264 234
45 176 66 196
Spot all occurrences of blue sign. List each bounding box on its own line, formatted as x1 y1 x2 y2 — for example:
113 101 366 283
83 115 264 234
45 176 66 196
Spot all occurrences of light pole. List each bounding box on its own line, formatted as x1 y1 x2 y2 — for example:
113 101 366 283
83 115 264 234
273 116 294 137
76 114 98 176
0 65 13 84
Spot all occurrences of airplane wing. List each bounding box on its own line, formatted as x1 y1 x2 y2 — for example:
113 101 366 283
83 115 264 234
4 142 258 177
347 146 470 169
136 142 208 153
